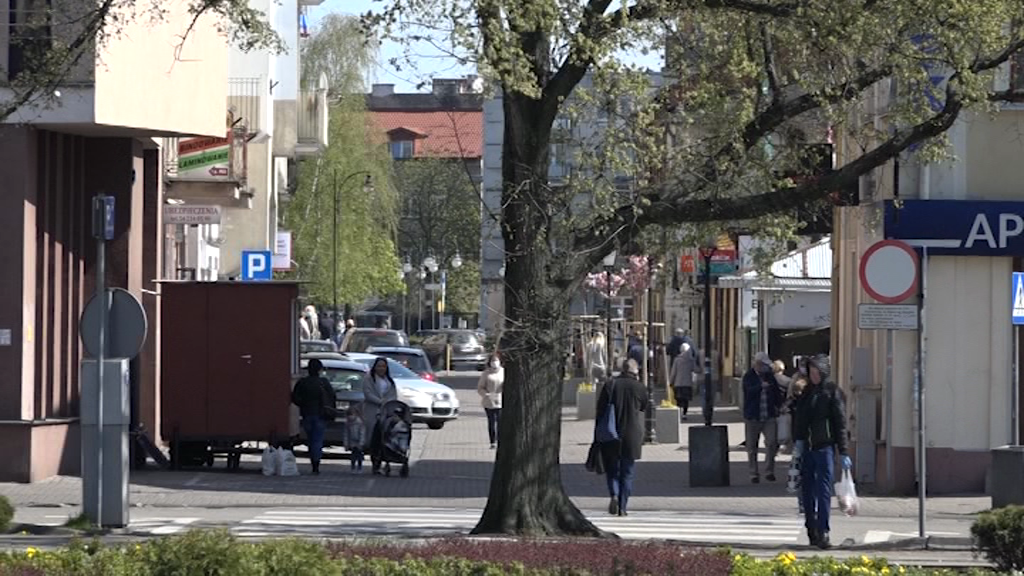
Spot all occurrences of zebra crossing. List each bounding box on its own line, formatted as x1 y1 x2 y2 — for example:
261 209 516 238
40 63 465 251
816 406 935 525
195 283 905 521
228 507 803 544
128 517 201 535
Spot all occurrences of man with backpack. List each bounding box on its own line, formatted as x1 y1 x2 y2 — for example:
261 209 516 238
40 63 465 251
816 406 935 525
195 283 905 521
595 359 649 517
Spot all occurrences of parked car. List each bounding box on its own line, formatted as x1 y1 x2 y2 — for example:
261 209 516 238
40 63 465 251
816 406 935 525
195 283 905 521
339 328 410 353
301 339 338 354
366 346 436 381
298 358 366 448
346 353 460 429
300 351 348 363
419 329 487 371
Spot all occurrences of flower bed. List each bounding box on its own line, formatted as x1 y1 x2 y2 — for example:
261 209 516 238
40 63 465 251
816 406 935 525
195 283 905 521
0 532 1001 576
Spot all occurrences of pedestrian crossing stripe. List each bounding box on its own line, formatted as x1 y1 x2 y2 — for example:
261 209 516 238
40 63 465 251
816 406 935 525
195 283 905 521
232 508 802 543
1013 273 1024 324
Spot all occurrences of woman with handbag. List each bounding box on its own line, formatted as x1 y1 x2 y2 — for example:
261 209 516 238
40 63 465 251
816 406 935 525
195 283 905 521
594 358 648 517
291 359 337 475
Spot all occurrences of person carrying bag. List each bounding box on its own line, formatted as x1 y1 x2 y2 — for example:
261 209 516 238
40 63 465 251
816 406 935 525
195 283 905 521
593 359 648 517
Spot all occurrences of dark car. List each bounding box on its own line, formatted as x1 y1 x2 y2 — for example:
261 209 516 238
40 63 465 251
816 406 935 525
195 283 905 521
339 328 410 353
297 358 366 448
419 329 487 371
366 346 436 381
300 339 337 354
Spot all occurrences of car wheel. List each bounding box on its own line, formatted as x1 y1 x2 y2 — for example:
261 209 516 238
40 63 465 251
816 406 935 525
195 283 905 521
427 421 445 430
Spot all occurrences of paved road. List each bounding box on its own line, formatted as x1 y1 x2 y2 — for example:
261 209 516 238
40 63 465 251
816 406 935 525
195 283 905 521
1 371 987 555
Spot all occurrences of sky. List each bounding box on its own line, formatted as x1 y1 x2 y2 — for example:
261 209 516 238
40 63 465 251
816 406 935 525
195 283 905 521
306 0 664 94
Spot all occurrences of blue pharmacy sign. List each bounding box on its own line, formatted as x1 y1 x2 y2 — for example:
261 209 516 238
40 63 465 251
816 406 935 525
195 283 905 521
885 200 1024 256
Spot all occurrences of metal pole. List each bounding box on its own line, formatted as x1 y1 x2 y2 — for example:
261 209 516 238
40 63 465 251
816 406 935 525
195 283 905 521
605 267 612 378
418 275 423 332
89 196 108 525
645 257 657 443
332 171 338 322
1013 324 1020 446
703 251 714 426
886 328 894 492
917 247 928 538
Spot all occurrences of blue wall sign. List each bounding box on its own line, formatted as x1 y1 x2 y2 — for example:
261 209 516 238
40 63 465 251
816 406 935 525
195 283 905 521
885 200 1024 256
1013 273 1024 325
241 250 273 281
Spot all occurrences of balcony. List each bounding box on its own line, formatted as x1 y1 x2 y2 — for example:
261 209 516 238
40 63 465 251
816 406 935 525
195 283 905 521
273 72 328 158
228 77 269 137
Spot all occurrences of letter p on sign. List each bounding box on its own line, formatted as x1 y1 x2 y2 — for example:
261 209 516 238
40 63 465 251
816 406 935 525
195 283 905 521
242 250 273 281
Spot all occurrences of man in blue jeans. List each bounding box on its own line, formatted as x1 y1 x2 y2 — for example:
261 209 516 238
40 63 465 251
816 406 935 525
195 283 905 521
597 359 649 516
792 354 851 549
291 359 337 475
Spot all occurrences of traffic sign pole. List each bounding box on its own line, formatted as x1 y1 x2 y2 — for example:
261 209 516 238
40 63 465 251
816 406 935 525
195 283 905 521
916 246 928 539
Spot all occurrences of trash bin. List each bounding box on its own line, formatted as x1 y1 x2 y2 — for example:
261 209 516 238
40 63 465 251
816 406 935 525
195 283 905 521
991 445 1024 508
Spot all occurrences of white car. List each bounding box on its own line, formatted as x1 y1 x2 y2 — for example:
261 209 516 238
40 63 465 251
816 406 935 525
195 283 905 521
346 353 460 429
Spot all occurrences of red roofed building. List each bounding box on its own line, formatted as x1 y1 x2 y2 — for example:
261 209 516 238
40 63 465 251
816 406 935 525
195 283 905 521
366 78 484 183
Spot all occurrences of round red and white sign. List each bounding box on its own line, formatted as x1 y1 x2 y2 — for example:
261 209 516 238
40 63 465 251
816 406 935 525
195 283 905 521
859 240 919 304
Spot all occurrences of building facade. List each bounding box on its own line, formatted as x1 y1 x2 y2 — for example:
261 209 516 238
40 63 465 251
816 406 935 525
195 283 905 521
0 0 228 481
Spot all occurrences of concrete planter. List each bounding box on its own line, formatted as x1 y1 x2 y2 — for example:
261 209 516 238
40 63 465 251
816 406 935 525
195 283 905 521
655 406 680 444
562 378 584 406
576 389 597 420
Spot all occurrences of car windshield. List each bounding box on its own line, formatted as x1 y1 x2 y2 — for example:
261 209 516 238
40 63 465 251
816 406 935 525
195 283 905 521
378 352 432 373
452 333 480 347
323 368 364 392
301 341 336 353
348 331 408 352
356 357 418 379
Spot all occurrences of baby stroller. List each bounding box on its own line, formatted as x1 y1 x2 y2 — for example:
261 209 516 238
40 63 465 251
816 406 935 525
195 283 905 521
372 399 412 477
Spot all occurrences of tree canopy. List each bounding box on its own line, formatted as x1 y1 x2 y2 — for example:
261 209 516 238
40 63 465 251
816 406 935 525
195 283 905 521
280 15 404 309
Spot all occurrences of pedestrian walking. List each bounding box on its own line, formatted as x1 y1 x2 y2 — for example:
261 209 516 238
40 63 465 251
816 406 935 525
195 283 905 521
477 353 504 449
362 357 399 474
669 335 698 421
785 374 809 513
585 332 607 383
793 354 851 549
666 328 686 367
346 404 366 473
290 359 337 475
300 305 321 340
318 313 334 343
595 359 649 517
773 360 794 454
743 351 784 483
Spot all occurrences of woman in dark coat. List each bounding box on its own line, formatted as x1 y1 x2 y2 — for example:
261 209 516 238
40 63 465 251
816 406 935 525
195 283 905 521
595 358 649 516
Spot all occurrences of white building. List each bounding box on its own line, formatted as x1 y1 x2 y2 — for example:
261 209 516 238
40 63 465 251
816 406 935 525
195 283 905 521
833 58 1024 494
162 0 328 280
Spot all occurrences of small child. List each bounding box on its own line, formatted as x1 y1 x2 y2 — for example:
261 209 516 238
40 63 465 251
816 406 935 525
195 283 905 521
347 404 366 473
786 376 808 514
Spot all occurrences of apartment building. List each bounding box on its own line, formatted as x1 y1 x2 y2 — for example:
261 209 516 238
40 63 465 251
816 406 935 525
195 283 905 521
162 0 329 281
0 0 228 481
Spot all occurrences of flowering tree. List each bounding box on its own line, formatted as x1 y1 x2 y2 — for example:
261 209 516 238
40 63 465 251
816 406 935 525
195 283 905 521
585 255 655 297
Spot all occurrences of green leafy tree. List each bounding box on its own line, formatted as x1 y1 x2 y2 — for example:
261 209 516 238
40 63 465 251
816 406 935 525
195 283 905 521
282 16 404 309
1 0 281 121
395 157 481 269
445 259 481 316
367 0 1024 536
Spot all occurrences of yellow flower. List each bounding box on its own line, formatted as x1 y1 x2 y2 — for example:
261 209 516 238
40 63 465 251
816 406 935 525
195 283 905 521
25 547 38 559
881 568 891 575
862 555 872 565
898 567 906 574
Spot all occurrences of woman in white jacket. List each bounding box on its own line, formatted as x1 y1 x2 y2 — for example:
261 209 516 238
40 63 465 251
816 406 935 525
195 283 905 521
477 353 504 449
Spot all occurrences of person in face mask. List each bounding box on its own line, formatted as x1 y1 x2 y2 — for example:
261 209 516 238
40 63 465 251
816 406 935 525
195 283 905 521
477 353 504 449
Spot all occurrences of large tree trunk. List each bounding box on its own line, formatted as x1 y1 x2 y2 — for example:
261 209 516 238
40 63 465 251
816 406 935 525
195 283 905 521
472 94 606 537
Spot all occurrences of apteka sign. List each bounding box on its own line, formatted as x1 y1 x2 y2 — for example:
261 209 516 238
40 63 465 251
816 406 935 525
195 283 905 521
885 200 1024 256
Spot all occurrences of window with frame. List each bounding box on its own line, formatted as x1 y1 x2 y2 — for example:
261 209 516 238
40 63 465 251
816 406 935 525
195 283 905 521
7 0 52 81
390 140 414 159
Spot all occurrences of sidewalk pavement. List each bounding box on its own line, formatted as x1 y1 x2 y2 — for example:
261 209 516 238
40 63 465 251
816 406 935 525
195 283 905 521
0 379 990 549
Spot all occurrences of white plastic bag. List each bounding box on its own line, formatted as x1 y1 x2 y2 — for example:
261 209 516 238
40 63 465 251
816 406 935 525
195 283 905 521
261 446 278 476
776 414 792 445
837 469 858 516
277 447 300 477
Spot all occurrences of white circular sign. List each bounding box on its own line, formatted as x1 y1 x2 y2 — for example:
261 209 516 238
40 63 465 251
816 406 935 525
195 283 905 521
859 240 919 304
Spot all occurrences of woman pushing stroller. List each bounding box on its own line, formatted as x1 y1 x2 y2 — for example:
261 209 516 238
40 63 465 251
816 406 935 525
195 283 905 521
361 357 399 474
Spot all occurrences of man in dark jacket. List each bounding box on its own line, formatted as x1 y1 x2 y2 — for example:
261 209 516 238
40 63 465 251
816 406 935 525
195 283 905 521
291 359 337 474
743 351 783 483
666 328 686 366
596 359 649 517
792 354 851 549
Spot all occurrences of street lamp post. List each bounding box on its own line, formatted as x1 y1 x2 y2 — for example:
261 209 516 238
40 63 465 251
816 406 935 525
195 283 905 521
698 238 718 427
333 171 373 323
423 255 438 329
417 268 427 331
439 252 462 329
401 260 413 332
602 251 617 378
644 256 658 444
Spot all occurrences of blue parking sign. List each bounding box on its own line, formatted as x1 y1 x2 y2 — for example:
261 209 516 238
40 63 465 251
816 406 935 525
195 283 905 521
241 250 273 281
1013 273 1024 325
